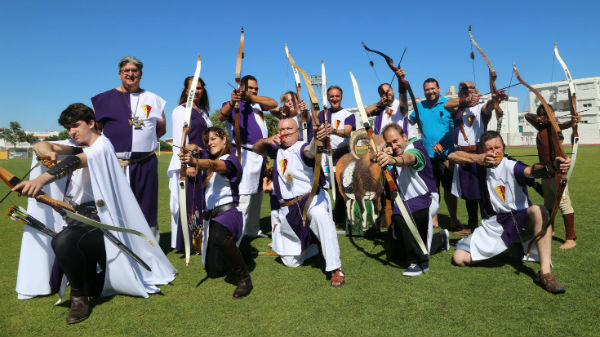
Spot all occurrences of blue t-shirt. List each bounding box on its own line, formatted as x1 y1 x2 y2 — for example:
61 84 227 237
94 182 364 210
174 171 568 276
409 96 454 158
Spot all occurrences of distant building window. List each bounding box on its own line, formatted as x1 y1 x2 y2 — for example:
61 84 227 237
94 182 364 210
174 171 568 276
583 103 592 108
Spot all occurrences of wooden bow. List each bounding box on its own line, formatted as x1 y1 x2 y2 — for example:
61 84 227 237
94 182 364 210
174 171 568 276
321 59 336 202
349 72 427 254
0 165 153 270
513 64 568 255
361 42 423 137
284 44 323 224
233 27 245 161
284 45 310 141
178 54 202 267
554 44 580 182
469 25 503 132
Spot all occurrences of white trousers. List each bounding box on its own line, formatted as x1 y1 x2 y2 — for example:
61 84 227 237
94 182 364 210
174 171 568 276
240 191 264 237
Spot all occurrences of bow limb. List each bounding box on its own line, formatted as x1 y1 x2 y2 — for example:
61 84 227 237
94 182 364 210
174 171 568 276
285 45 309 140
0 165 154 246
469 26 503 132
554 43 580 143
513 64 568 255
284 44 323 224
362 42 423 137
233 27 245 161
178 54 202 267
321 59 336 202
349 72 427 255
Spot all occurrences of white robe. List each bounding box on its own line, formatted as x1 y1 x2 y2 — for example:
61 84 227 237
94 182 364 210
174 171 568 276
16 135 177 300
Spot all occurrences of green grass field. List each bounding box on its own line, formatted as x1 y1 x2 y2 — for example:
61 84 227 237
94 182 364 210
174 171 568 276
1 146 599 336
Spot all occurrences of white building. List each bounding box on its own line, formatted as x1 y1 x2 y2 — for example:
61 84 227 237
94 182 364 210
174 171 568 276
526 76 600 145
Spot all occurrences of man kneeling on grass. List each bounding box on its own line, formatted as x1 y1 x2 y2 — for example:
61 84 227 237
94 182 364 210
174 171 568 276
253 118 345 287
448 131 569 294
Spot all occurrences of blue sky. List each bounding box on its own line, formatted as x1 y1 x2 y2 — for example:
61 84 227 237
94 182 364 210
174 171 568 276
1 0 598 137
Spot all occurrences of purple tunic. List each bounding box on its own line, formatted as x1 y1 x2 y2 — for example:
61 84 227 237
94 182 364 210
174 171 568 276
269 143 324 252
91 88 159 228
223 100 267 145
391 140 438 215
206 155 244 241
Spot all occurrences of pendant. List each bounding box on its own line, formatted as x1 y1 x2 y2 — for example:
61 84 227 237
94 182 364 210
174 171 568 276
129 116 145 129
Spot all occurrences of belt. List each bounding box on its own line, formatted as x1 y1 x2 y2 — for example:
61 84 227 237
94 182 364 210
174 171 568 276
280 193 309 207
456 145 477 153
203 202 238 221
117 152 155 167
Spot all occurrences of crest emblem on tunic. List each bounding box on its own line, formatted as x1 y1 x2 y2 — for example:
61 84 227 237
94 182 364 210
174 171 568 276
467 115 475 127
334 120 341 129
386 108 393 118
129 116 145 129
142 104 152 118
495 185 506 203
279 159 287 175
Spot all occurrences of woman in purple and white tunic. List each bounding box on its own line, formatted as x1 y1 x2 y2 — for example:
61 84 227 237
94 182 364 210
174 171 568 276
91 56 166 238
180 127 252 299
167 76 212 252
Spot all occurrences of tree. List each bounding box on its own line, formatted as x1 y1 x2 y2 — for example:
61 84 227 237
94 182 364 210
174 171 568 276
0 121 39 147
45 130 70 141
159 140 173 151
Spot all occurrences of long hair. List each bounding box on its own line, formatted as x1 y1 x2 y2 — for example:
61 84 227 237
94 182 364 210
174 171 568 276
178 76 210 112
202 127 231 159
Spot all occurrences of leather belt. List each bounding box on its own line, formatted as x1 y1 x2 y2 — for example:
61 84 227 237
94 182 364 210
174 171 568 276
280 193 309 207
203 202 238 221
456 145 477 153
117 152 155 168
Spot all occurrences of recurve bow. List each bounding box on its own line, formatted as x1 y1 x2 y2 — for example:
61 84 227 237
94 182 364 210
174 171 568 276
284 45 309 141
321 59 336 202
554 43 580 181
349 72 427 255
361 42 423 137
513 64 569 255
0 165 153 271
469 25 503 132
284 44 324 224
233 27 245 161
178 54 202 267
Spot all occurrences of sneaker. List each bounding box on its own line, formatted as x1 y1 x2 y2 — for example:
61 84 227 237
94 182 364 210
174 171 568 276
420 262 429 273
331 269 345 287
535 271 566 294
441 229 450 251
403 264 423 276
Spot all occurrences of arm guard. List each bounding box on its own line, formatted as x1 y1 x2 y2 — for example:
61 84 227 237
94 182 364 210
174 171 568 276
47 155 82 180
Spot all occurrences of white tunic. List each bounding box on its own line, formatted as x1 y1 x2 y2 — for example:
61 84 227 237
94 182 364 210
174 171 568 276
127 90 166 154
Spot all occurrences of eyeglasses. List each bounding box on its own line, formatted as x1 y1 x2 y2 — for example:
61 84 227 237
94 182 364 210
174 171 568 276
120 68 139 74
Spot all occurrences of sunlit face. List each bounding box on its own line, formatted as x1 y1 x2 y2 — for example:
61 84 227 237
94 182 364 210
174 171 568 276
186 78 204 106
206 131 227 156
423 81 440 102
66 120 95 146
282 93 297 116
383 127 408 156
119 62 142 88
243 79 259 96
278 118 299 147
482 136 505 166
380 84 394 104
328 88 342 110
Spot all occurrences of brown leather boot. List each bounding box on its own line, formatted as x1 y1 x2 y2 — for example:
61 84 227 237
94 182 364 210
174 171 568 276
219 235 253 299
535 271 566 294
66 288 91 324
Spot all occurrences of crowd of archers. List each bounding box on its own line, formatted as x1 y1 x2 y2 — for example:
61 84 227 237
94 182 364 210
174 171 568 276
6 46 579 324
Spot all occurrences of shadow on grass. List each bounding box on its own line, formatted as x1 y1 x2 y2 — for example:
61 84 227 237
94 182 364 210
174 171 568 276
464 244 538 280
159 231 173 254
